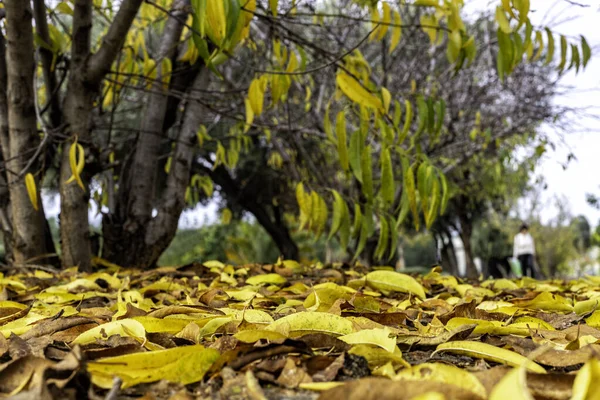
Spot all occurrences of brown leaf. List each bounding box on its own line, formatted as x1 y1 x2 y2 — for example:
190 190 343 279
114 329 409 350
473 366 575 399
396 324 476 347
199 289 230 308
8 333 32 359
147 304 222 319
276 358 312 388
311 353 345 382
296 333 351 352
0 354 54 395
117 302 148 319
21 316 96 340
342 311 412 327
318 378 479 400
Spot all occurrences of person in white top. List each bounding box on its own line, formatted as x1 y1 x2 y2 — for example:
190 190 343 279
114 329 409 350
513 223 535 277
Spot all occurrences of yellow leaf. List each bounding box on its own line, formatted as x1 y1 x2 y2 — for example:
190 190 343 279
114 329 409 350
365 270 426 299
244 97 254 132
248 78 265 115
495 6 512 34
512 292 573 312
65 139 85 190
299 382 345 391
389 11 402 53
246 273 287 286
348 344 409 368
410 393 446 400
489 367 533 400
394 363 487 399
234 329 287 343
377 3 391 41
73 319 146 345
381 87 391 114
88 345 220 389
24 173 39 211
269 0 278 16
339 327 396 353
434 341 546 373
265 311 354 336
206 0 227 44
131 317 191 334
336 72 383 112
572 358 600 400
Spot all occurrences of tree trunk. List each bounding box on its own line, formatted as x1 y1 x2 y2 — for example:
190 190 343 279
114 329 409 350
4 0 50 264
206 166 300 261
59 0 94 270
457 211 478 278
59 0 143 271
103 0 189 268
103 66 206 268
440 233 459 276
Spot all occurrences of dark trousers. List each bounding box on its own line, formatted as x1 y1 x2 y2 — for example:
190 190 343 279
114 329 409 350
518 254 534 277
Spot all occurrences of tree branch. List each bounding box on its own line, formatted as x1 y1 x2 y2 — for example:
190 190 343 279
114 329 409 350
32 0 62 128
87 0 144 84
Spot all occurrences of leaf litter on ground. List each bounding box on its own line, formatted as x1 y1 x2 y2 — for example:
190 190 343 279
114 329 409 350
1 262 600 399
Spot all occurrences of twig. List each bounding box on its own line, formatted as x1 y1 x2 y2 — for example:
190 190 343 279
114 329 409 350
104 377 122 400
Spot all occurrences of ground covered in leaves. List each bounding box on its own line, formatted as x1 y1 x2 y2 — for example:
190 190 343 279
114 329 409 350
2 261 600 399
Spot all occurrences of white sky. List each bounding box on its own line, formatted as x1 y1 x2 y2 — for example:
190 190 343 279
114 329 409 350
463 1 600 226
44 0 600 229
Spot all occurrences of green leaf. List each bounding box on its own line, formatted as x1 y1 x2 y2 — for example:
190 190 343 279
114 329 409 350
392 100 402 129
446 30 462 64
354 214 369 260
404 163 419 231
400 100 412 143
495 6 512 34
570 43 580 73
349 130 363 183
361 145 373 202
374 216 389 260
558 35 568 73
380 147 394 205
415 96 428 136
439 170 449 214
544 28 555 66
388 216 398 261
336 111 349 171
329 190 346 240
581 35 591 68
226 0 241 39
352 203 363 238
323 102 334 143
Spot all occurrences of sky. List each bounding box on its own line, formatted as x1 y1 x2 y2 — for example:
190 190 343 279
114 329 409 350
44 0 600 230
463 0 600 226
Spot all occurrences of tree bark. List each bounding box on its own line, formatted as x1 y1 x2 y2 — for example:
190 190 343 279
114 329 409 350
59 0 143 271
4 0 50 264
59 0 94 270
206 166 300 261
103 66 206 268
457 208 478 278
123 0 189 230
102 0 190 268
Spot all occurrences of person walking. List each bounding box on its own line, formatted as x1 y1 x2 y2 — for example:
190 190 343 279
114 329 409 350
513 223 536 278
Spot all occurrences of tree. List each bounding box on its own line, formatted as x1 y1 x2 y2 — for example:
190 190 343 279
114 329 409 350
0 0 592 270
